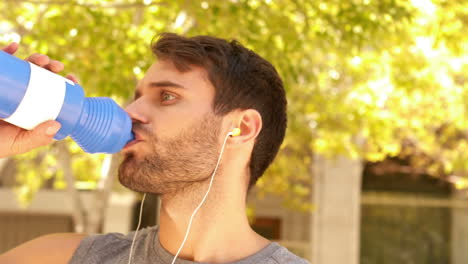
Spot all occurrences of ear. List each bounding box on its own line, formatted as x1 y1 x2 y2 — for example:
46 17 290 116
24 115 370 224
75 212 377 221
229 109 262 145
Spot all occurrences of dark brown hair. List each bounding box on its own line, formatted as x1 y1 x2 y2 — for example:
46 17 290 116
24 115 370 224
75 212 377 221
151 33 287 190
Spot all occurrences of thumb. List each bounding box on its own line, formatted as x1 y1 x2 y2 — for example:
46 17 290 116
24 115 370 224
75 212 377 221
13 121 61 153
38 120 62 137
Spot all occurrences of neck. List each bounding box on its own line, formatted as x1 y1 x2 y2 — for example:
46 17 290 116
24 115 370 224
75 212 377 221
157 166 269 263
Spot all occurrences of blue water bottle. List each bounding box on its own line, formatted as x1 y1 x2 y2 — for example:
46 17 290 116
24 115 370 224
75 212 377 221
0 50 134 154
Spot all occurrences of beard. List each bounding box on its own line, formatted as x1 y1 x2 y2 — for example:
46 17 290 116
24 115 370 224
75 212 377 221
118 113 222 194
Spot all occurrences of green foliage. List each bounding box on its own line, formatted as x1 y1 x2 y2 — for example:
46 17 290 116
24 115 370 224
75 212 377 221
1 0 467 210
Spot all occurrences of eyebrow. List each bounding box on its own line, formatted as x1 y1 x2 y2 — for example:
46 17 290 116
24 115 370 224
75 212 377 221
134 80 186 99
149 80 186 89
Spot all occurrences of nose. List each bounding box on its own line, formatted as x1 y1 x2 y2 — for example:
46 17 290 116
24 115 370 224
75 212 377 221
125 101 149 124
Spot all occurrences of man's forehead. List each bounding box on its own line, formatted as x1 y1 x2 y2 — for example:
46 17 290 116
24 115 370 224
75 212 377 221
134 60 213 95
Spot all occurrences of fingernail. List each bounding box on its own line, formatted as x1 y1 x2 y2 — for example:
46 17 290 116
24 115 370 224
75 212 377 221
46 124 61 136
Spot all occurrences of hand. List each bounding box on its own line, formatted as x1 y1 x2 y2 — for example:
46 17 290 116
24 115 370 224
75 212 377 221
0 43 79 158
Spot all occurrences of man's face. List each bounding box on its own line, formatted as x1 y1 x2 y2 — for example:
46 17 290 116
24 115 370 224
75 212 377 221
118 59 223 194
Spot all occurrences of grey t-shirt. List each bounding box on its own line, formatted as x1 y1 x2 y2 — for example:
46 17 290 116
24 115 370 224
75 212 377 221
69 226 310 264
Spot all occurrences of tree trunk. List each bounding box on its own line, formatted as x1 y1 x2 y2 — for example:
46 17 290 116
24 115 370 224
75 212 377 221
311 154 363 264
56 141 86 233
86 153 122 233
0 158 9 173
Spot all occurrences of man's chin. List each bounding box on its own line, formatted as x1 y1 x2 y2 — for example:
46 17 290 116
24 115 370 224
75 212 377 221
118 155 139 188
117 155 162 194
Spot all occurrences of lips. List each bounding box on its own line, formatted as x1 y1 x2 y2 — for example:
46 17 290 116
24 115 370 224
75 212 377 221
123 130 145 149
133 130 145 141
123 139 142 149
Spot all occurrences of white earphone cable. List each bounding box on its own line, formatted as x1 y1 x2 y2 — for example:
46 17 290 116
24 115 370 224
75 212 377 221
170 131 232 264
127 193 147 264
127 131 233 264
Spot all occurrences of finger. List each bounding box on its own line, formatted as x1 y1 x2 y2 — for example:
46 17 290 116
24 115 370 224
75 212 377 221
66 74 79 83
44 60 64 73
12 121 61 154
2 42 19 54
38 120 61 137
25 53 50 67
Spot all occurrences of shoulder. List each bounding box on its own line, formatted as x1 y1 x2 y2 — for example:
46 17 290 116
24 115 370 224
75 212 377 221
0 233 87 264
74 225 156 251
270 243 311 264
69 226 158 264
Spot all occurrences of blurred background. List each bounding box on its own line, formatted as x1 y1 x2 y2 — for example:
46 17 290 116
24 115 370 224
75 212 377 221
0 0 467 263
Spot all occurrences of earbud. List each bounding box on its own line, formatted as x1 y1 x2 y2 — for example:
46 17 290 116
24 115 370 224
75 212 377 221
229 128 241 137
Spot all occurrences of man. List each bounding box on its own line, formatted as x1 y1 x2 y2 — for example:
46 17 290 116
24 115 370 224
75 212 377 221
0 33 309 264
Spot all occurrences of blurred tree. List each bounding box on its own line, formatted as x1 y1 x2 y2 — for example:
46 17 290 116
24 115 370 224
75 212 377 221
0 0 467 224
